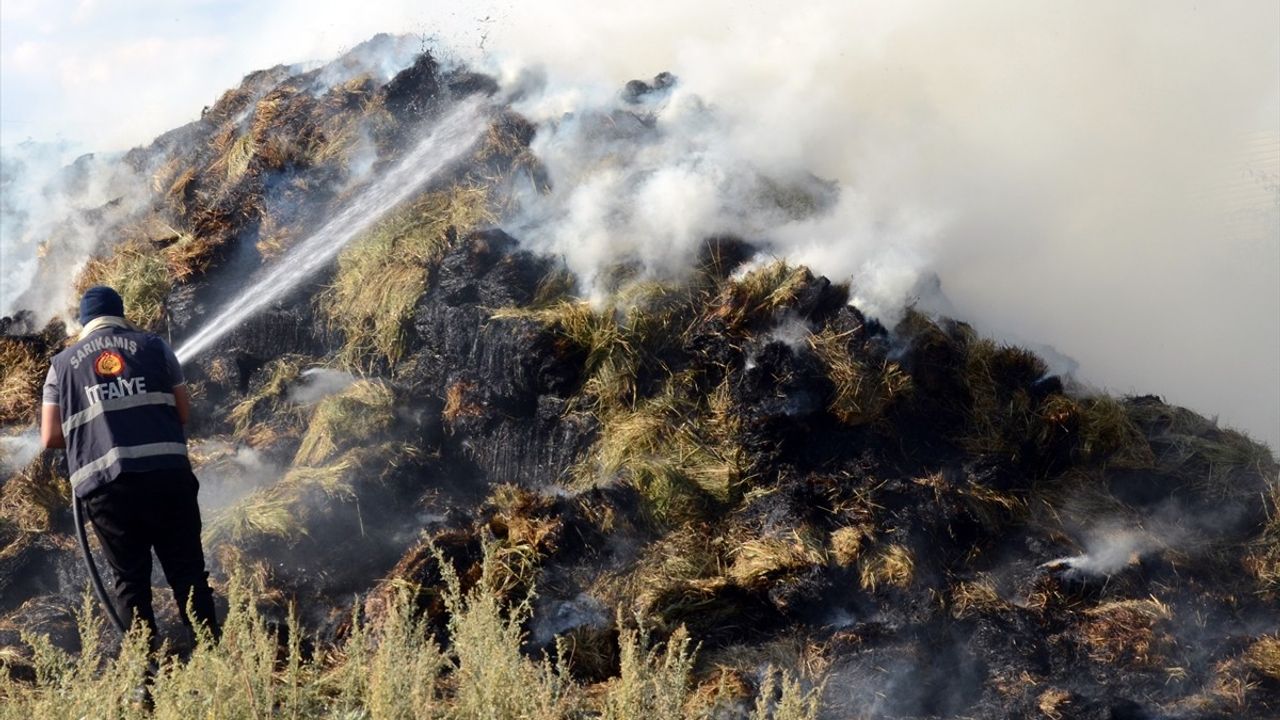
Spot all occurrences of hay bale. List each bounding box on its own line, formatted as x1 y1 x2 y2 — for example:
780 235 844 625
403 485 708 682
363 530 482 630
202 489 296 547
442 380 486 429
1078 396 1156 469
227 355 310 436
482 485 566 597
323 186 494 368
555 623 620 683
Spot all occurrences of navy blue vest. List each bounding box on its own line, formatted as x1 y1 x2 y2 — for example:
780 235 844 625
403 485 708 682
51 327 189 498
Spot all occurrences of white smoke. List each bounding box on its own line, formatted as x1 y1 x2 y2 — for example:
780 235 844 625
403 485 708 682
1043 524 1158 578
503 80 805 300
0 144 149 321
190 440 282 513
0 429 41 475
2 0 1276 449
766 313 815 352
481 0 1279 449
1043 499 1222 578
287 368 358 406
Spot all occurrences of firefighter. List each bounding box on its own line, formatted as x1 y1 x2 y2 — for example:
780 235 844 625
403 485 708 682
40 286 220 646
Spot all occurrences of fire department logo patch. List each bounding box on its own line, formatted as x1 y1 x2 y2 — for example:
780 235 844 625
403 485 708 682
93 350 126 378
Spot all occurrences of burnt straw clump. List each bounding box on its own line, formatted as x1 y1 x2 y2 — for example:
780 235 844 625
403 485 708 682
2 38 1278 719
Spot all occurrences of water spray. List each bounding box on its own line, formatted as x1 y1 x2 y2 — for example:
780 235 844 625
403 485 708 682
175 98 489 365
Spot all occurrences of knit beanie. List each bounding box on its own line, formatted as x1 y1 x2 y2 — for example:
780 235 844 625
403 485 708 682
78 286 125 325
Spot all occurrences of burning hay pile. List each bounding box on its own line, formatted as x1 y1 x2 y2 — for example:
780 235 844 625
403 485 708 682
1 35 1277 719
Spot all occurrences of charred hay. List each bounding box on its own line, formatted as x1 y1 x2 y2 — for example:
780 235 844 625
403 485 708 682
2 52 1278 720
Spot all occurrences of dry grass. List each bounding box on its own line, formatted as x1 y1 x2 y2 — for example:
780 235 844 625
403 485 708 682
499 278 704 415
1078 396 1156 468
727 531 827 590
1184 657 1260 711
950 575 1007 619
954 334 1102 469
0 543 828 718
712 261 811 333
914 471 1026 531
829 525 871 567
748 667 825 720
160 229 220 283
208 129 257 184
592 524 723 612
293 379 395 467
203 441 413 549
577 374 743 523
254 214 295 260
73 240 172 330
442 380 485 427
432 542 581 719
312 87 395 169
483 485 567 598
1079 596 1172 666
150 154 185 196
201 489 296 547
114 214 223 284
164 166 198 215
495 299 639 413
472 114 546 194
857 543 915 592
1243 634 1280 681
0 340 44 426
1246 486 1280 594
495 274 762 526
0 455 68 534
226 355 308 436
600 622 695 720
945 330 1171 478
323 186 494 368
205 380 403 549
1037 688 1072 720
807 327 910 426
1159 428 1276 498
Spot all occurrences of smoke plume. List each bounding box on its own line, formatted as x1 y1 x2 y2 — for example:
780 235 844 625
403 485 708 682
2 0 1276 448
481 0 1279 449
0 429 40 475
287 368 358 406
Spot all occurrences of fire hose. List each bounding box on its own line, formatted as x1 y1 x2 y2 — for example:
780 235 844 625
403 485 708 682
72 493 128 634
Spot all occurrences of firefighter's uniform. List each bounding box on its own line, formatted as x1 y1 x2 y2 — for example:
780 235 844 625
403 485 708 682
44 310 218 643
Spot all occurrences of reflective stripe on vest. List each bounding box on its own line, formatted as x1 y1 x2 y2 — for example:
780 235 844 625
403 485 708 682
61 391 177 435
68 442 190 489
51 326 189 496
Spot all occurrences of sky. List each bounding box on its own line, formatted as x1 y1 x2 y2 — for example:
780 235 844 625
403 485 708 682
1 0 1277 450
0 0 500 151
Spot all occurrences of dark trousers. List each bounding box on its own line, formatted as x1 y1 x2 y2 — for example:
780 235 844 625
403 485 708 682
81 468 220 644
